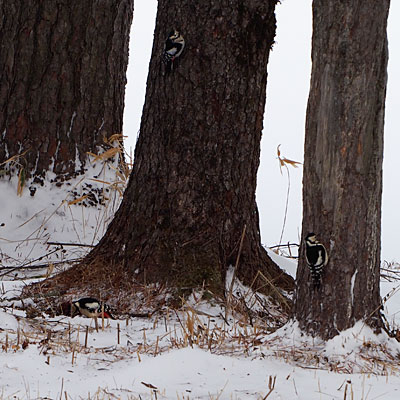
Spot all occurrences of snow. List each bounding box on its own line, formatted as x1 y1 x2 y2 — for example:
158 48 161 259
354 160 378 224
266 248 297 278
2 164 400 398
0 310 19 330
350 270 357 306
1 303 400 399
0 154 122 277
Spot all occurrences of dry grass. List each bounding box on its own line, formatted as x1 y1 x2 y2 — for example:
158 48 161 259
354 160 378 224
0 149 30 196
2 295 281 365
2 275 400 400
0 135 132 278
3 140 400 399
276 145 301 249
1 281 287 399
18 250 400 379
4 290 400 376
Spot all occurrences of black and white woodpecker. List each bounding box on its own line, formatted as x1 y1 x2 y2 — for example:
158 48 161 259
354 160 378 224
162 29 185 71
304 232 329 288
73 297 115 319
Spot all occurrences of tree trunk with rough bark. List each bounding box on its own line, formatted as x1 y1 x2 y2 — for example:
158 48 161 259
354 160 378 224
294 0 390 340
0 0 133 190
80 0 293 294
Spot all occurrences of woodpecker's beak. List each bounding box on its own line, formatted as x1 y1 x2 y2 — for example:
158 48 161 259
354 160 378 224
102 310 115 319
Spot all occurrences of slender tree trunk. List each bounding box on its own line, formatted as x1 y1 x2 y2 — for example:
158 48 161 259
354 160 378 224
73 0 293 295
294 0 390 339
0 1 133 190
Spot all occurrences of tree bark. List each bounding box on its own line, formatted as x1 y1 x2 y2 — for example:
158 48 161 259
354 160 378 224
79 0 293 294
0 0 133 189
294 0 390 339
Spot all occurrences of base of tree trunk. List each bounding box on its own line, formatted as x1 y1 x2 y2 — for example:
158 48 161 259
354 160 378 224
21 0 295 315
24 241 294 313
295 312 384 341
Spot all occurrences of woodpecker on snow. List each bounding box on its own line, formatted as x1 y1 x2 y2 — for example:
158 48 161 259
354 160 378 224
73 297 115 319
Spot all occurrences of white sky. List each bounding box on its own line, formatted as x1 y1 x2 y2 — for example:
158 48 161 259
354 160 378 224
124 0 400 262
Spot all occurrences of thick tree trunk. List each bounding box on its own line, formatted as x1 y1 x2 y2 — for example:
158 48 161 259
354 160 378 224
294 0 390 339
0 1 133 189
80 0 293 294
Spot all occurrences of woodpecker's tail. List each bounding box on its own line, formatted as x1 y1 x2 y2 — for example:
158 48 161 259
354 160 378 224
311 272 322 289
166 60 173 73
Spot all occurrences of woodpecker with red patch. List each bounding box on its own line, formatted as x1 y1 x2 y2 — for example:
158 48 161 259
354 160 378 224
162 29 185 72
73 297 115 319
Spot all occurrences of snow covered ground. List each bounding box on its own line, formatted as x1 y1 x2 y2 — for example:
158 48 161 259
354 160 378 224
1 276 400 399
1 168 400 399
0 153 123 277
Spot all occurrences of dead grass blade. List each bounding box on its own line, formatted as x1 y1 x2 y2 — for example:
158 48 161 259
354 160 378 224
87 147 121 162
262 375 276 399
17 167 26 196
276 144 301 248
67 195 89 206
104 133 125 144
0 149 30 167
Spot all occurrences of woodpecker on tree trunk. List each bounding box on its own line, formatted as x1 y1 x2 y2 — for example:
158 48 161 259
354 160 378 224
162 29 185 72
304 232 329 288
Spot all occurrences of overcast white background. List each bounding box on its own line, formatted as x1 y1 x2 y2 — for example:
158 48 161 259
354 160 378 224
123 0 400 262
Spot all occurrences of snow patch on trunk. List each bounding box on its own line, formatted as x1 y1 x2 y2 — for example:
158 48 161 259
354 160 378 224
350 269 358 305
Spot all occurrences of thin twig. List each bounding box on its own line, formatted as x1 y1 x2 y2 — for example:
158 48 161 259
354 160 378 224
0 248 71 277
269 243 299 249
278 165 290 247
47 241 95 248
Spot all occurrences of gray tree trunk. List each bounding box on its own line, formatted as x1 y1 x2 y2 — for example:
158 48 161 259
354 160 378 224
0 1 133 189
294 0 390 339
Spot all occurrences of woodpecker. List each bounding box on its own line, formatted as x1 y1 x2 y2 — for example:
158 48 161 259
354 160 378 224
304 232 329 288
162 29 185 71
73 297 115 319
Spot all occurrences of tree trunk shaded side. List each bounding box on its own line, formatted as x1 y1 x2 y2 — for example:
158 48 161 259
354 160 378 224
0 1 133 186
86 0 293 293
294 0 390 339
